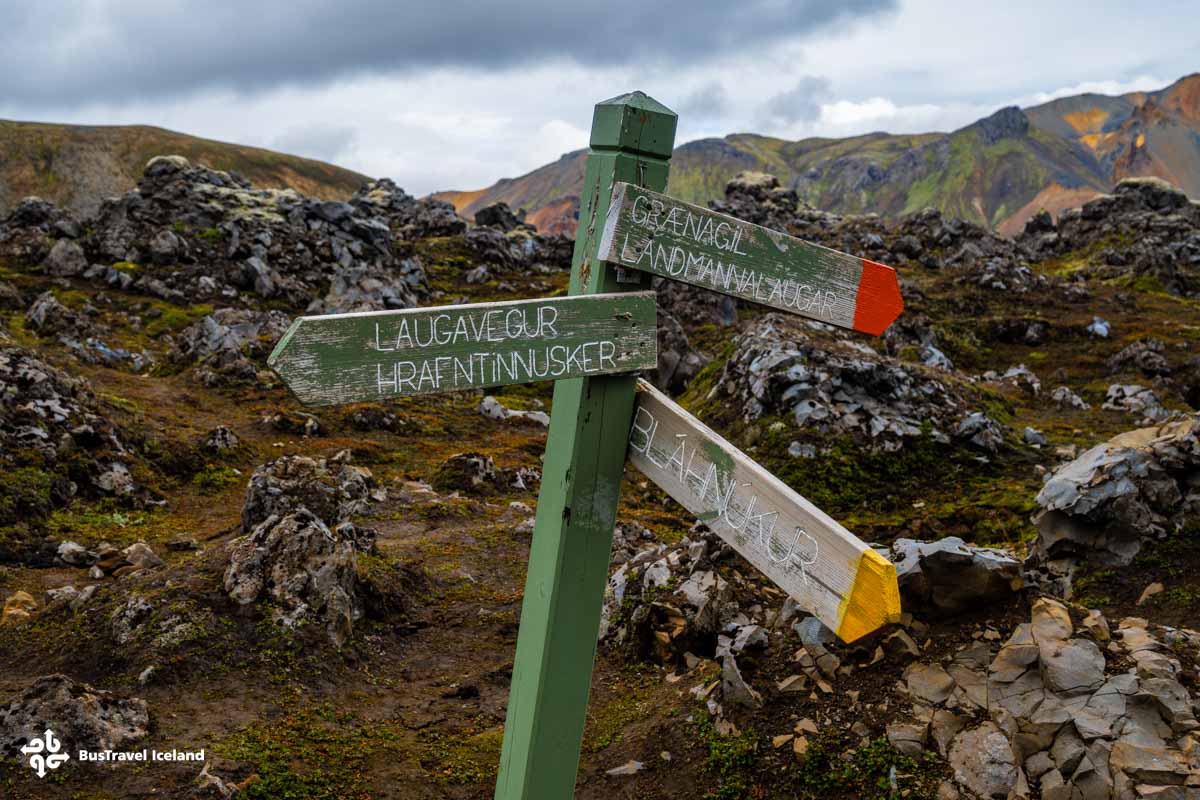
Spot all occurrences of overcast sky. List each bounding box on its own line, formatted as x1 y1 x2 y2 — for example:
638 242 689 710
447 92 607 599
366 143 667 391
2 1 1196 196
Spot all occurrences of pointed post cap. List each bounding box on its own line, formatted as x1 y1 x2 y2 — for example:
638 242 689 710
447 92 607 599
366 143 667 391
590 91 677 159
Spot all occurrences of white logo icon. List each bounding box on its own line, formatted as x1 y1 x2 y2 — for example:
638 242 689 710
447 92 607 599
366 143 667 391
20 729 70 778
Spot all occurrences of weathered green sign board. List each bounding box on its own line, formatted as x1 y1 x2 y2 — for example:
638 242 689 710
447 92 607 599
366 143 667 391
597 182 903 335
269 90 905 800
629 379 900 643
268 293 657 405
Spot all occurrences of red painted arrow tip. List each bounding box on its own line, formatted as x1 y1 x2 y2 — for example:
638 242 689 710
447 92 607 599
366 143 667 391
852 259 904 336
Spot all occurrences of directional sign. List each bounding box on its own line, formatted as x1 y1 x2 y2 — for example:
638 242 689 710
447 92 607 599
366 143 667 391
265 91 907 800
269 292 657 406
627 379 901 642
597 182 903 335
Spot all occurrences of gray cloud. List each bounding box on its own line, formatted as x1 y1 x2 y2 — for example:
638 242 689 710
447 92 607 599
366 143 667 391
765 76 833 123
272 124 358 165
678 82 730 118
0 1 896 107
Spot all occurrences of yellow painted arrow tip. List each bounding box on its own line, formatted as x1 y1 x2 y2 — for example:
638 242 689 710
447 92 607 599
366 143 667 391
836 548 902 643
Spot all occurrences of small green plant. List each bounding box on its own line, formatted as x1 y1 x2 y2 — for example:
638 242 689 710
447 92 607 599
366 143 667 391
218 705 405 799
192 464 241 493
793 730 943 799
693 710 759 799
143 303 213 338
420 727 503 785
0 466 54 519
932 324 989 371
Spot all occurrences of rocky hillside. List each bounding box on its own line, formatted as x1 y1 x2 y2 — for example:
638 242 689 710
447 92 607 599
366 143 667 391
445 73 1200 238
0 120 369 220
0 157 1198 799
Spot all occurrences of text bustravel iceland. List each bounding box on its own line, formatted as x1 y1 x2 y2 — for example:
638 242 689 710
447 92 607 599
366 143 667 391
601 187 850 324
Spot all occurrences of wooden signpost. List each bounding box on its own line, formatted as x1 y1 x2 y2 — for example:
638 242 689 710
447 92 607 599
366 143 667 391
597 182 903 334
269 293 657 405
269 91 905 800
629 379 900 642
493 91 675 800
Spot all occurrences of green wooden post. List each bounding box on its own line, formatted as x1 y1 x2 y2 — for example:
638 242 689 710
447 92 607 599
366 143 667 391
494 92 677 800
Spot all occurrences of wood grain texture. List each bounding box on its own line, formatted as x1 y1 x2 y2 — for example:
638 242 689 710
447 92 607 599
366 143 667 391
597 182 903 335
627 379 901 642
268 292 657 406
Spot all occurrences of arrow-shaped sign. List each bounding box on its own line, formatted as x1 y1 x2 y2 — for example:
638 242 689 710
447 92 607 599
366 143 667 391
597 182 903 335
627 379 901 642
269 292 658 406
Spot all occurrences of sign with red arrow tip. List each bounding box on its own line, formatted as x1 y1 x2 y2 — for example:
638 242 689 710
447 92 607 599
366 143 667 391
597 181 903 335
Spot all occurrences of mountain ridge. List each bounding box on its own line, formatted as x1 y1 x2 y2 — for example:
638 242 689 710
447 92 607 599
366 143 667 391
0 120 369 219
441 73 1200 236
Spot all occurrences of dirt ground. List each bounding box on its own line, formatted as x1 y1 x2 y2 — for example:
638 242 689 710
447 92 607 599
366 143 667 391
2 235 1199 799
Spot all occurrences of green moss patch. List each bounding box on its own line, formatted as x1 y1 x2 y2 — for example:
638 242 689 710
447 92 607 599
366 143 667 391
790 730 945 800
143 303 213 339
192 463 242 493
218 706 406 799
418 727 503 785
692 710 760 799
0 466 55 520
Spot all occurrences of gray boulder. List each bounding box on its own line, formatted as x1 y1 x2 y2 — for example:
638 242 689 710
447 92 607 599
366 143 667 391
25 291 90 338
43 238 87 277
1033 415 1200 566
224 508 365 647
955 411 1006 453
432 452 498 493
1102 383 1174 424
1051 386 1090 410
474 202 527 232
56 541 96 566
478 396 550 427
712 313 975 451
0 675 149 756
352 178 466 238
172 308 292 382
891 537 1023 615
948 722 1019 798
721 654 763 709
148 229 185 264
654 311 709 395
887 719 929 757
203 425 240 454
1107 339 1171 377
317 259 423 314
242 453 378 531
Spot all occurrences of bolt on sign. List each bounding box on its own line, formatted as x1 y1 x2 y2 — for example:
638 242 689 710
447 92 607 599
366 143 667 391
269 91 904 800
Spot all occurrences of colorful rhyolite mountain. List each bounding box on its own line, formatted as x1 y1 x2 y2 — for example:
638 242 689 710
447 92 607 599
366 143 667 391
441 73 1200 236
